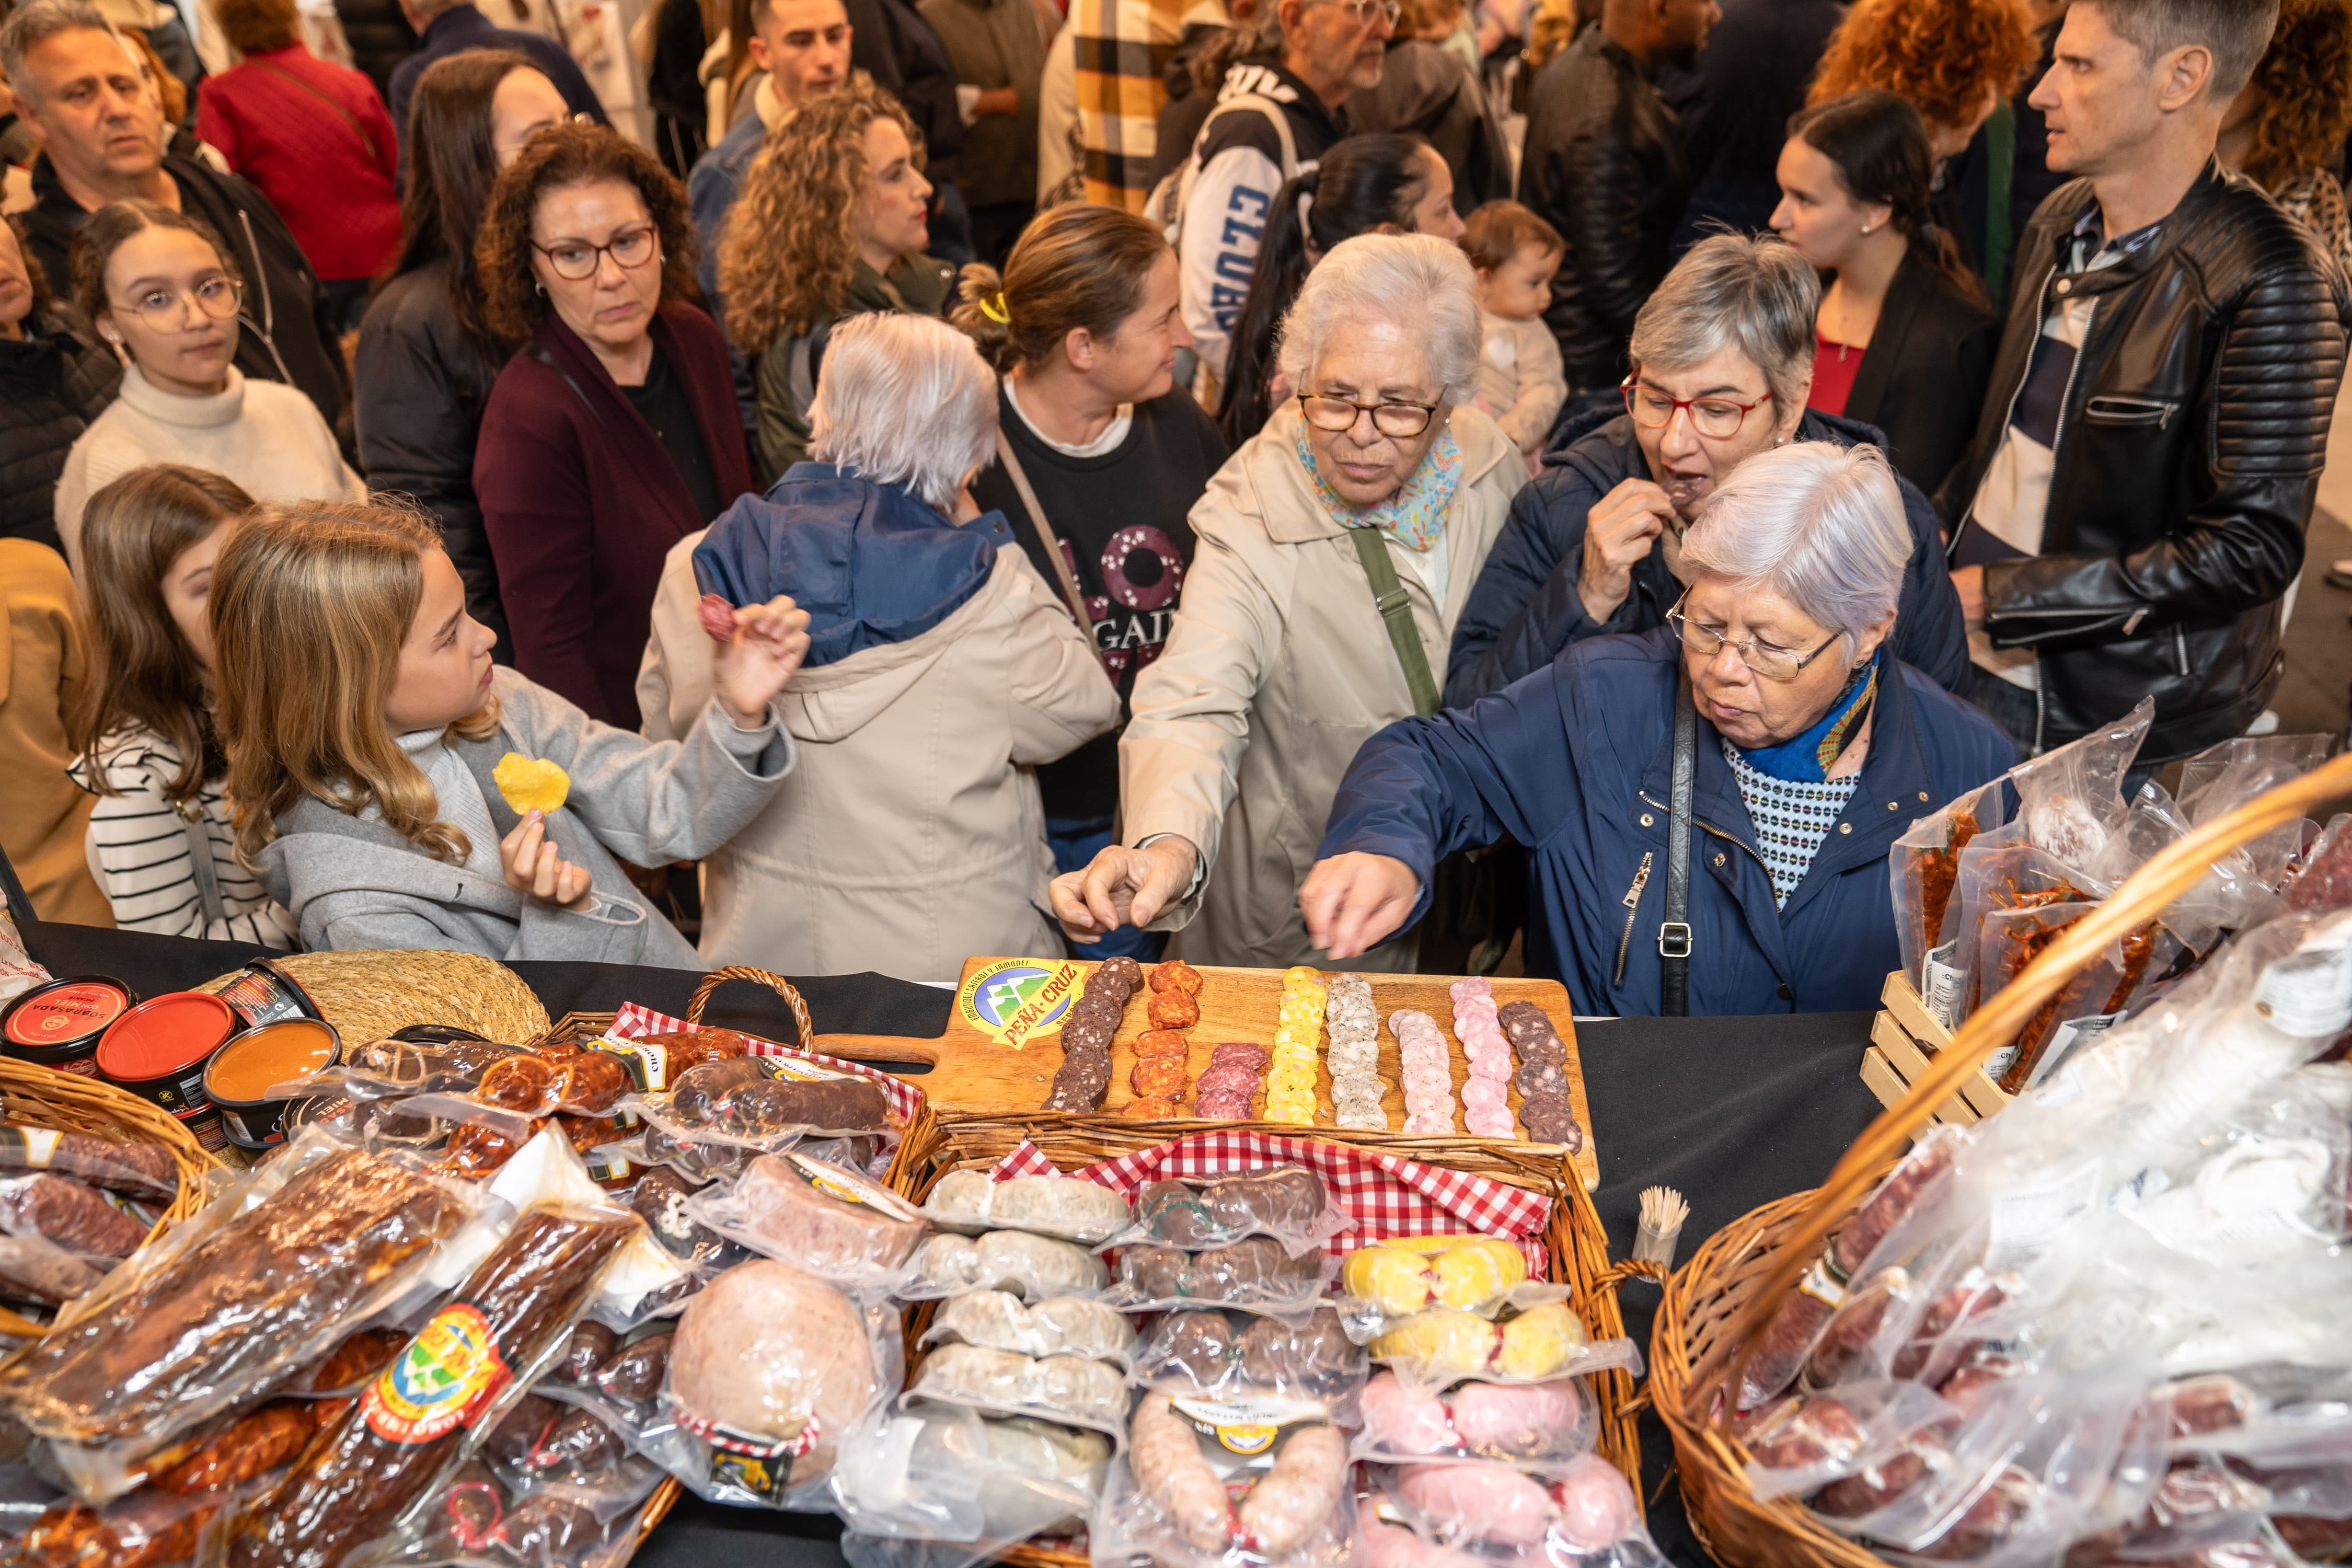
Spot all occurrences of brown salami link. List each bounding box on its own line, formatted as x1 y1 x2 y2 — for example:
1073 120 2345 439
229 1207 637 1568
0 1174 146 1259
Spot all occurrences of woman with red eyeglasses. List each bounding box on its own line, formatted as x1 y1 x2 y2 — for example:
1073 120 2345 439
1443 232 1966 709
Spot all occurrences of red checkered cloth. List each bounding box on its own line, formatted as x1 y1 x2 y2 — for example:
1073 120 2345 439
989 1131 1557 1278
605 1001 926 1129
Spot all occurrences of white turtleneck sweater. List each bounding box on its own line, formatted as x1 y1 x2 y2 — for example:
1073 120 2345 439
53 363 365 576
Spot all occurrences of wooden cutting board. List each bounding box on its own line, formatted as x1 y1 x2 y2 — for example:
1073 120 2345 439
812 957 1599 1191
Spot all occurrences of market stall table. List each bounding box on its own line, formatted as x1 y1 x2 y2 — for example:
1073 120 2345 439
12 920 1884 1568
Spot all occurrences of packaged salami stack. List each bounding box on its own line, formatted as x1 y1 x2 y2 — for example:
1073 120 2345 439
1888 700 2339 1097
1725 832 2352 1566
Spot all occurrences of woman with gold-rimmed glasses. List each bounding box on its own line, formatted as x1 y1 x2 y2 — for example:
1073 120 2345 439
1446 230 1967 709
1049 232 1527 970
1307 440 2015 1015
53 199 362 573
470 122 754 729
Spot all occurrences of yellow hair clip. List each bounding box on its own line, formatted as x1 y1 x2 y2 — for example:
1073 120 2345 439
978 291 1011 325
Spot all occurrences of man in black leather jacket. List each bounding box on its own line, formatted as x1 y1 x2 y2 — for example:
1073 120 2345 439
1940 0 2350 765
1517 0 1717 390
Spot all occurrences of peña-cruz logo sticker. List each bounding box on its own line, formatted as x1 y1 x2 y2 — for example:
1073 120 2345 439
956 958 1085 1050
363 1302 511 1444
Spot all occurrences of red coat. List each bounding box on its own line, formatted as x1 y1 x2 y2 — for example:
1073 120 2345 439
474 304 756 729
194 46 399 283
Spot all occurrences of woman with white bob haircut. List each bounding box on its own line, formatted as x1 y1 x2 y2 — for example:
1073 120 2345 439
638 312 1121 981
1051 232 1529 971
1309 440 2016 1015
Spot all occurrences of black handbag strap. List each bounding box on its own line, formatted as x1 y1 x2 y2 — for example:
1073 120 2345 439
1661 667 1697 1015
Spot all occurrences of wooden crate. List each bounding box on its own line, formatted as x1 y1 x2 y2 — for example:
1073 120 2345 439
1861 971 2012 1126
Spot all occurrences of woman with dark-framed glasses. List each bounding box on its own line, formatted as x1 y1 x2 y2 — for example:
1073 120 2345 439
1444 230 1966 709
471 123 753 728
1048 232 1527 970
1308 440 2015 1014
53 200 361 574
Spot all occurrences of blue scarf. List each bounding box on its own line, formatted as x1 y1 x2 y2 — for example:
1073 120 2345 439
1732 649 1881 782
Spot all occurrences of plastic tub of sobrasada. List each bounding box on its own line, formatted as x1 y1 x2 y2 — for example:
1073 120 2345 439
95 992 239 1151
1 975 139 1075
205 1018 342 1150
211 956 325 1031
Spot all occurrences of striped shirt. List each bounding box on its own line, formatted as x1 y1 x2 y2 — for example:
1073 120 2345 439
1722 740 1860 909
68 730 297 948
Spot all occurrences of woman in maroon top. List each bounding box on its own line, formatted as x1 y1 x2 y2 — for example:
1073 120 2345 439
194 0 400 331
471 123 753 729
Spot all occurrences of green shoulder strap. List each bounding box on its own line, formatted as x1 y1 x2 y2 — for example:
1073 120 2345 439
1346 524 1440 718
1984 98 2017 303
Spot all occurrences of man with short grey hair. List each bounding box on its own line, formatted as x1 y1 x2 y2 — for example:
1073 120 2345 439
1444 233 1967 708
1941 0 2350 765
4 0 349 434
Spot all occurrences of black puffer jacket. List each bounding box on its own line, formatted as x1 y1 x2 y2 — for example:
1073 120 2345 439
1347 41 1511 216
1517 27 1687 389
1941 160 2352 763
0 304 120 554
353 259 511 654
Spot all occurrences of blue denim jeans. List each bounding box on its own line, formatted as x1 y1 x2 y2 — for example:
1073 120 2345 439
1046 817 1167 962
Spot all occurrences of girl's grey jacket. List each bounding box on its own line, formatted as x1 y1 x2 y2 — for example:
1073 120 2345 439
256 667 793 965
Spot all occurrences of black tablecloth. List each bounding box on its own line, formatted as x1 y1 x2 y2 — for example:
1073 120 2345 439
14 923 1884 1568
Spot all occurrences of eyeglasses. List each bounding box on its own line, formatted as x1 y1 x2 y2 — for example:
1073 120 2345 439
1666 594 1841 682
1301 393 1439 439
1316 0 1402 24
1621 375 1773 441
532 224 659 281
112 275 240 330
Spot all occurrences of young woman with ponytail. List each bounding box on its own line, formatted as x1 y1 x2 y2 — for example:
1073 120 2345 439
1215 133 1463 449
1769 90 1996 497
948 203 1227 961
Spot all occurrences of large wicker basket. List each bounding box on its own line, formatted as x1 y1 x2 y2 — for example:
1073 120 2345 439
0 1054 218 1339
883 1106 1650 1568
1647 752 2352 1568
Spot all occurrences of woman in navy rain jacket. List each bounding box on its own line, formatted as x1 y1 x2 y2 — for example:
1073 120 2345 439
1442 233 1968 710
1307 441 2014 1016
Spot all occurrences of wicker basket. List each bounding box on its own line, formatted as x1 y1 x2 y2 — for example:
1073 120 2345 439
1648 751 2352 1568
0 1055 218 1339
533 965 817 1566
883 1106 1651 1568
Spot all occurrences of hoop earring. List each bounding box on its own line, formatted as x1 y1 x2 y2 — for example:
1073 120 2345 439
534 281 546 297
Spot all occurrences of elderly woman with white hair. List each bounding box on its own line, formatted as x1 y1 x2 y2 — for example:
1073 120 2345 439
1444 232 1968 709
1309 442 2015 1014
1051 232 1527 969
637 312 1121 981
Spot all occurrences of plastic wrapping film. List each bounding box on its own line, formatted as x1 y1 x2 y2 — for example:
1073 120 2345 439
1354 1373 1597 1468
684 1152 927 1289
1092 1392 1355 1568
1132 1307 1369 1405
832 1402 1110 1568
903 1231 1110 1304
1105 1168 1352 1257
0 1125 483 1501
1101 1239 1335 1315
1336 1238 1530 1337
608 1057 893 1182
920 1172 1132 1245
918 1294 1136 1367
1367 1290 1641 1388
1364 1454 1663 1568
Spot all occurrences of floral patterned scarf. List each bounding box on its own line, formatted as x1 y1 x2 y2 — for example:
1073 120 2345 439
1293 412 1462 551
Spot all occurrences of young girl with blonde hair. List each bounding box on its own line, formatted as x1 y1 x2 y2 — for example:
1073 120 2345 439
213 498 809 964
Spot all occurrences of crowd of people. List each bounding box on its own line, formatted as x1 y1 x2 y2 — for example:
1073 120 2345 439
1 0 2348 1016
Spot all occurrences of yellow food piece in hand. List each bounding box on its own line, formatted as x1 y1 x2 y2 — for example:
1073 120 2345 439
492 753 570 815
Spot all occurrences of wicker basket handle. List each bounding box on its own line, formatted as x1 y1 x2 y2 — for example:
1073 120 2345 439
687 964 815 1049
1689 750 2352 1418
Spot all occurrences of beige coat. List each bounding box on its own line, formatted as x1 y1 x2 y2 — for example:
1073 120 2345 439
639 535 1121 982
1122 405 1527 969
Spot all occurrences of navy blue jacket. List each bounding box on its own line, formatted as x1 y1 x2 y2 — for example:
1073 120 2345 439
1320 629 2017 1015
693 462 1016 668
1443 407 1970 708
388 6 606 167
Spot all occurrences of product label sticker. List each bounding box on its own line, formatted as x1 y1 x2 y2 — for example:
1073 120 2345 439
0 1128 62 1168
758 1056 850 1085
710 1449 794 1505
955 959 1084 1050
783 1152 920 1220
363 1302 512 1444
1796 1258 1847 1310
2023 1011 2124 1092
5 983 126 1045
1921 944 1965 1032
1170 1394 1328 1454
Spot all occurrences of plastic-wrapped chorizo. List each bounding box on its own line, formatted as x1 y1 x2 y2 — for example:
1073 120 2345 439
0 1174 146 1261
228 1202 640 1568
0 1128 175 1203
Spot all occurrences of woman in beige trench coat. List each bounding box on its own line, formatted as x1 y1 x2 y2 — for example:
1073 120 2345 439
1051 233 1528 969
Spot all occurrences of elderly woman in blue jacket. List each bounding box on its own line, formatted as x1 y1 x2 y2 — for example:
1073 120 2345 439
1443 231 1969 710
1306 441 2015 1016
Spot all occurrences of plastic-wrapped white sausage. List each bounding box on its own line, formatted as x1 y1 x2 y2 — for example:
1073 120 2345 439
1132 1393 1230 1551
1237 1424 1348 1554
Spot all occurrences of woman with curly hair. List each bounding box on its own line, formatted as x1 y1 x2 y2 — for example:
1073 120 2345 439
2219 0 2352 272
1808 0 2038 164
717 75 956 475
471 122 754 729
